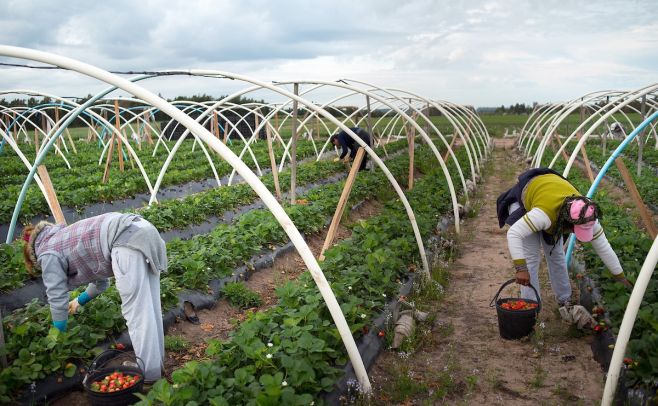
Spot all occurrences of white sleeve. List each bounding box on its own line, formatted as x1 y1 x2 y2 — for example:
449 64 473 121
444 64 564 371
589 221 624 275
507 208 552 268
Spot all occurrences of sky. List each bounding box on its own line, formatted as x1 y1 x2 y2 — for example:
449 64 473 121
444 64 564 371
0 0 657 108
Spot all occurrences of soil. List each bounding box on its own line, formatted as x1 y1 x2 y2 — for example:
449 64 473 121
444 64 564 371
366 138 605 405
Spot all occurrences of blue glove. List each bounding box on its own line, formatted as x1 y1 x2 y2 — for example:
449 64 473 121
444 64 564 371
52 319 68 332
77 291 92 305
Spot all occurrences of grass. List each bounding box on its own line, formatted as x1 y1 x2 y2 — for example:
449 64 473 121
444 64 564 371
529 364 547 388
164 335 190 352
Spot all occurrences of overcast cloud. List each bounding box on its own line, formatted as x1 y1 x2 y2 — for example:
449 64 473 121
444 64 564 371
0 0 656 107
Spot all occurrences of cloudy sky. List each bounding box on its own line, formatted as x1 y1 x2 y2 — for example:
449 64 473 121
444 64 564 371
0 0 656 107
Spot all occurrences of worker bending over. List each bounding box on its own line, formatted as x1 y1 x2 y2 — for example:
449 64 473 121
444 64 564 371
23 213 167 382
330 127 371 171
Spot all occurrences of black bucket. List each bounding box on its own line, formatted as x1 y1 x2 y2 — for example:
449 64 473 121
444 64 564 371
490 278 541 340
82 349 144 406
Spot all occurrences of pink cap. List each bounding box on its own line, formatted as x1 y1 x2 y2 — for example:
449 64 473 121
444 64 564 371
570 199 596 242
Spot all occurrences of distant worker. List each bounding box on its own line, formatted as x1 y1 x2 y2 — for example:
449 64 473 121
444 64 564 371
22 213 167 383
609 122 624 139
330 127 371 171
496 168 631 329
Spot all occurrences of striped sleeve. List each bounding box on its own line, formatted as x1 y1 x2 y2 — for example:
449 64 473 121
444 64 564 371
589 221 624 275
507 208 552 267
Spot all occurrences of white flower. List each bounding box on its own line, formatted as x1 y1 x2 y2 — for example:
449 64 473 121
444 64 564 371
382 293 387 297
282 380 288 386
348 286 352 290
267 342 273 347
360 313 366 319
266 354 272 359
310 402 315 406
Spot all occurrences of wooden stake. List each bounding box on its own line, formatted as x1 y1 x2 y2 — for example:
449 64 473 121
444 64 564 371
553 132 570 161
290 83 299 204
319 147 365 260
266 124 282 199
213 111 220 139
614 158 657 239
114 101 124 172
123 129 135 169
578 135 595 183
442 133 458 162
223 119 230 144
37 165 66 225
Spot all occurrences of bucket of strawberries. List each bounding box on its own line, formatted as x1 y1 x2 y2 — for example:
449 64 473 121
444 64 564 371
82 349 144 406
489 278 541 340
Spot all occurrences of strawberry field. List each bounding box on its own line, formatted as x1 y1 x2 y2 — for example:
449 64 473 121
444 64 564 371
0 45 656 406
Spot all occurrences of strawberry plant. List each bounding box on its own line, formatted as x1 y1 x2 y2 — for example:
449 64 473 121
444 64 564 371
222 282 263 309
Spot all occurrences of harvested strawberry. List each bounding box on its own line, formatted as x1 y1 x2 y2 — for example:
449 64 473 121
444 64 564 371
378 331 385 337
90 371 141 393
500 300 538 311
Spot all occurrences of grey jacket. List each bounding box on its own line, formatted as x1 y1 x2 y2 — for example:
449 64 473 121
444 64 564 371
40 213 167 322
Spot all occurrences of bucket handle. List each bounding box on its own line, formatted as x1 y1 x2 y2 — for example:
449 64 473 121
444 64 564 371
83 348 145 386
489 278 541 312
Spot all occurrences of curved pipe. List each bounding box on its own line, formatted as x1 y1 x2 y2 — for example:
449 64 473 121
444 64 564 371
602 235 658 405
0 45 372 392
564 110 658 264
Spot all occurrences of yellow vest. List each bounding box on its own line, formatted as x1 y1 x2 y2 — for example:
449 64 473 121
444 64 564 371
523 174 580 234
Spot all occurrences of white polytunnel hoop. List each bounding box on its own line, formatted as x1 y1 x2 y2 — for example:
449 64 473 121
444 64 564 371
0 45 490 397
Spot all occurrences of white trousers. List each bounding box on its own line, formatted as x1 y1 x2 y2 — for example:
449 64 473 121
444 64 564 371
509 203 572 304
112 246 164 382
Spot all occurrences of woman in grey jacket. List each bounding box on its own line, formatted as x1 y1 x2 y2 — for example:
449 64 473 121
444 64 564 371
23 213 167 382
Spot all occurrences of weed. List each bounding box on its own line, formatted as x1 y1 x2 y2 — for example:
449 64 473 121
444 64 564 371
529 364 547 388
222 281 263 309
164 335 189 353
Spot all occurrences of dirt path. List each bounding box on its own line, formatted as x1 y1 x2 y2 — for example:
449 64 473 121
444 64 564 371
367 138 604 405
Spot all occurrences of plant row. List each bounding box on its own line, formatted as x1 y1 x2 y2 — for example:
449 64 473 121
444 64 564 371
0 139 320 224
0 141 409 293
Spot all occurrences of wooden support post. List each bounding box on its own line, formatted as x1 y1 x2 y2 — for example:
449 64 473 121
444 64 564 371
615 158 657 239
275 110 279 132
213 111 220 139
223 119 230 144
319 148 365 260
290 83 299 204
553 132 570 161
408 131 414 191
442 133 457 162
365 96 374 138
578 135 595 183
145 111 154 145
123 130 135 169
56 106 77 154
266 124 282 199
34 126 40 153
114 101 124 172
638 95 646 176
37 165 66 225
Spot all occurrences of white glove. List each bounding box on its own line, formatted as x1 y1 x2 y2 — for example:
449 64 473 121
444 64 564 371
68 299 81 315
570 305 595 329
559 305 574 324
